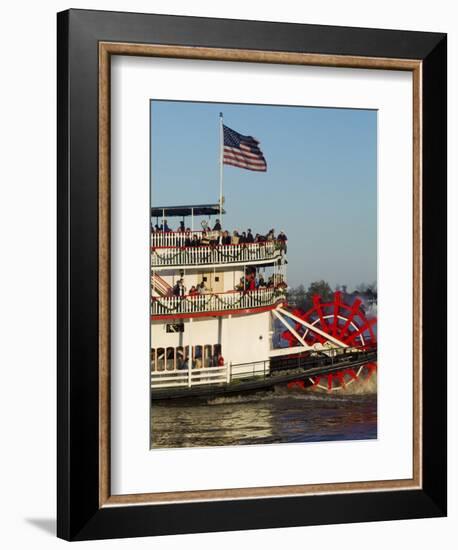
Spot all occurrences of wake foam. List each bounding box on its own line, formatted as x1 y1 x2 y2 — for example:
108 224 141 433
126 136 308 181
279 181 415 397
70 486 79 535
206 374 377 405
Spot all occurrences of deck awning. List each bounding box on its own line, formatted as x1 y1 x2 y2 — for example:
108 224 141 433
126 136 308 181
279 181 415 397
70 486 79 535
151 204 225 218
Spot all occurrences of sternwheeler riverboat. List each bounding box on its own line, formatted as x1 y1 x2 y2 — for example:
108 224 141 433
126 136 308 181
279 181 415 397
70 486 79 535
150 204 377 401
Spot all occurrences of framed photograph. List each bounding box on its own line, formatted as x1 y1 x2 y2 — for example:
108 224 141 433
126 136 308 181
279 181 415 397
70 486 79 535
57 9 447 541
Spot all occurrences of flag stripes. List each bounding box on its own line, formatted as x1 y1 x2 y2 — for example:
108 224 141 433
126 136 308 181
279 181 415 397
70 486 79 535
222 124 267 172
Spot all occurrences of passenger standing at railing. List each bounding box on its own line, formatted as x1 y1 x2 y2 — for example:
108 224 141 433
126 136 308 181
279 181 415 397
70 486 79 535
276 280 287 294
197 281 207 294
257 274 266 288
172 279 186 299
259 236 267 261
184 230 192 247
162 219 172 232
247 273 256 291
222 230 231 245
246 230 255 260
178 221 185 232
213 218 222 231
179 279 186 296
201 230 210 246
207 230 219 247
231 231 240 244
278 230 288 252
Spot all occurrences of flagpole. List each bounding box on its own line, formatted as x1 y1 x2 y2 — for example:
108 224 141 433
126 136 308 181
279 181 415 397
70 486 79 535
219 112 224 224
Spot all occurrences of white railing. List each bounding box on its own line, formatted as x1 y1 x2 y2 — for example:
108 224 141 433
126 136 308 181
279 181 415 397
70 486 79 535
151 287 286 316
151 230 204 248
151 365 228 388
151 240 283 268
230 360 270 380
150 360 271 389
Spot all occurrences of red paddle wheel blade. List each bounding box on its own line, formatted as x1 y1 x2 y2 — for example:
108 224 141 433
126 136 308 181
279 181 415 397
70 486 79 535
309 363 377 392
280 291 376 350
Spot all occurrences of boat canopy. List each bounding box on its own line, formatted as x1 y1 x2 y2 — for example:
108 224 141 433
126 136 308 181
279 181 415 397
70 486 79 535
151 204 225 218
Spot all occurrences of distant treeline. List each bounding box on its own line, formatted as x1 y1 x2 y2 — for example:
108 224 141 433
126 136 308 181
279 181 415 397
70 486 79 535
287 280 377 311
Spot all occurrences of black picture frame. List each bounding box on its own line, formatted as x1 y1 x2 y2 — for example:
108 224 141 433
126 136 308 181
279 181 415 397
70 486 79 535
57 8 447 541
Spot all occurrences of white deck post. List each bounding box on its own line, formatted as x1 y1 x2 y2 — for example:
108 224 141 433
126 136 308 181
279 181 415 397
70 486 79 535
226 314 231 368
188 318 193 387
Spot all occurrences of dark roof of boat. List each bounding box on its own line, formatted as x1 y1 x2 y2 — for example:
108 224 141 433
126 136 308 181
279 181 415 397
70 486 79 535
151 204 225 217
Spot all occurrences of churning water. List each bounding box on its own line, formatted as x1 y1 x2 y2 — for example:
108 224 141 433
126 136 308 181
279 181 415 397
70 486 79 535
150 381 377 448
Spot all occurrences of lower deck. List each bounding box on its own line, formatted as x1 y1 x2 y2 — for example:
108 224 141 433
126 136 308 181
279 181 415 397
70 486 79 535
150 349 377 400
151 309 273 374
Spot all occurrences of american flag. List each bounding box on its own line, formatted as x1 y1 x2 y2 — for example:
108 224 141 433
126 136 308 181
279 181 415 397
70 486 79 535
223 124 267 172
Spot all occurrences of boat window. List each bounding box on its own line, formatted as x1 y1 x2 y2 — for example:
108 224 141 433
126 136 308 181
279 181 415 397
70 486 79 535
176 347 184 370
166 347 175 370
204 345 212 368
156 348 165 371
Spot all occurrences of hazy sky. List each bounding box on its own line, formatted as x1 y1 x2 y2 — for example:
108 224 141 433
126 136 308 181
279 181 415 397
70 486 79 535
150 100 377 289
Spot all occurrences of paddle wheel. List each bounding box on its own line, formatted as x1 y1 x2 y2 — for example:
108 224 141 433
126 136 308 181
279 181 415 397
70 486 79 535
281 291 377 391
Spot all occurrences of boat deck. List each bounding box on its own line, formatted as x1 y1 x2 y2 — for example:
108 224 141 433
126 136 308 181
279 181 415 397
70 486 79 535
151 350 376 400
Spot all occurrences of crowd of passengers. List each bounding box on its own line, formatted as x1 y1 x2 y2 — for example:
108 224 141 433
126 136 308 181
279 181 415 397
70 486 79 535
154 345 224 370
176 351 225 370
169 269 286 298
152 218 287 248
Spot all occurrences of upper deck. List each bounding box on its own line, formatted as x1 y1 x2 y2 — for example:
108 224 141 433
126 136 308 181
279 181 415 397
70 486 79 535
151 232 284 269
151 286 286 319
151 203 287 270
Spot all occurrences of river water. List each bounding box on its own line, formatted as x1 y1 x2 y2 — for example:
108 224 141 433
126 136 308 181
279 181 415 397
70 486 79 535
151 384 377 448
